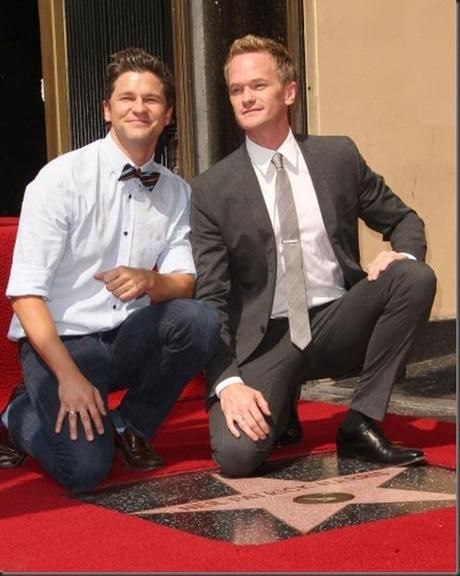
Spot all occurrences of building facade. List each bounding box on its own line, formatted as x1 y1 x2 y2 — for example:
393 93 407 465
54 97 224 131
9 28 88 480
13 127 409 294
0 0 455 319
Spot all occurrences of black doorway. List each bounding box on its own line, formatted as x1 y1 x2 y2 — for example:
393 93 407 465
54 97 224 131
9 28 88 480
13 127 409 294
0 0 47 216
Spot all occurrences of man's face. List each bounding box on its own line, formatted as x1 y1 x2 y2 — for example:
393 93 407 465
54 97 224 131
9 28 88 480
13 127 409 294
103 71 173 154
227 51 296 137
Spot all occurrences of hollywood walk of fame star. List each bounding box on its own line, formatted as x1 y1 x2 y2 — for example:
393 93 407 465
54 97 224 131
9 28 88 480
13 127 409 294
133 466 455 535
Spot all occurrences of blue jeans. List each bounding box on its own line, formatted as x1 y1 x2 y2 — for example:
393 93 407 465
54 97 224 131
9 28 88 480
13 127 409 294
8 299 220 491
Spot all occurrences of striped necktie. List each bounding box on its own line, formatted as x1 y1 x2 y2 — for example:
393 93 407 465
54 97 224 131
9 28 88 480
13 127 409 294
118 164 161 191
272 152 312 350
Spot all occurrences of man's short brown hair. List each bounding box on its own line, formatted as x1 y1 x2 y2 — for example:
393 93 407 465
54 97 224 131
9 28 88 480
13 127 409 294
104 47 175 107
224 34 296 85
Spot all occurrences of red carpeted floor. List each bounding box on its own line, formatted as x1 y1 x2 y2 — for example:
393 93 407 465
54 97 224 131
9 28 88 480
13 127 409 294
0 400 456 573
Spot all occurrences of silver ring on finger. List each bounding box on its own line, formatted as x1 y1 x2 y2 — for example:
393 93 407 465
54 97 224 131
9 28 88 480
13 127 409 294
68 409 76 416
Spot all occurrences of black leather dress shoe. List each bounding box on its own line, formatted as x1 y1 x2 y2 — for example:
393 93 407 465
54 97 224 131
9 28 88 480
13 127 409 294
114 426 164 471
336 420 425 466
276 408 303 446
0 425 26 468
0 384 27 468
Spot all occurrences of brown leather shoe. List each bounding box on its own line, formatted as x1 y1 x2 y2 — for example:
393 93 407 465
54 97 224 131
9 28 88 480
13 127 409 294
0 383 27 468
114 426 164 471
0 425 26 468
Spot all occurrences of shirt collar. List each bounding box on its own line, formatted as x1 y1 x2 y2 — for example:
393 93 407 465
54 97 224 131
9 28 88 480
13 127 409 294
245 129 299 176
103 132 160 176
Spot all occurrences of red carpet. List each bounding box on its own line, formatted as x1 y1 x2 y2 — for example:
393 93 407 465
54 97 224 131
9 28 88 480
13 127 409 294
0 400 456 573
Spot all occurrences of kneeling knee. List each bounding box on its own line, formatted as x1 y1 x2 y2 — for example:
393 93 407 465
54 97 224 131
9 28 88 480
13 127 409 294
405 261 437 307
213 444 267 478
56 446 114 492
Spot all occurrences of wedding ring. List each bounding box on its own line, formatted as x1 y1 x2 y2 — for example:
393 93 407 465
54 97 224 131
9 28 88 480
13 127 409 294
69 409 76 416
237 415 245 424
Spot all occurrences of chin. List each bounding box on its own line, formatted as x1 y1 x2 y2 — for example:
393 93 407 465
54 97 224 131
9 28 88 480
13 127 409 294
238 117 264 132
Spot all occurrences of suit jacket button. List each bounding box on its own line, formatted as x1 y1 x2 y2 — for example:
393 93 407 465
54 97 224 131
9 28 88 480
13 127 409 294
260 326 266 334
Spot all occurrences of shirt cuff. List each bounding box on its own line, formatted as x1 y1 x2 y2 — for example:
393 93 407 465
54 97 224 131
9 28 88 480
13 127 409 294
215 376 244 399
399 252 416 260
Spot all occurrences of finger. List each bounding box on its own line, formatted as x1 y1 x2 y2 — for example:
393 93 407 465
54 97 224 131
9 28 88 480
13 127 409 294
254 393 271 416
55 406 67 433
244 411 269 439
117 285 135 301
94 389 107 416
247 409 270 436
369 260 390 281
367 262 381 281
225 414 241 439
107 276 126 294
88 404 105 435
378 258 393 272
79 410 95 442
94 270 116 283
69 411 79 441
237 418 262 442
97 269 120 285
110 276 136 298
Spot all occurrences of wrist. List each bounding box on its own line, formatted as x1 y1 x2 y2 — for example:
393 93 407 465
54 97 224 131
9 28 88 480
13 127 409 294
216 377 244 399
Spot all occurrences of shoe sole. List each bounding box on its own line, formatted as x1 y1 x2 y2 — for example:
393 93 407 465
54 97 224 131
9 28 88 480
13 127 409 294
116 447 164 471
336 448 426 467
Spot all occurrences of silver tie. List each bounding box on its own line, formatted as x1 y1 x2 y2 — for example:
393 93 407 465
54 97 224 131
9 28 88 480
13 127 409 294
272 152 311 349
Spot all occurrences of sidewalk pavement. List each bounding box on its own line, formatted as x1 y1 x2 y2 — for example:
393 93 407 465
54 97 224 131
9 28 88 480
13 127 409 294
301 320 456 423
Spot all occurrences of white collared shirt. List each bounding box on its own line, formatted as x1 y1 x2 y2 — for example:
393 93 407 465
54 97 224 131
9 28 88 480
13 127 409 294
247 130 347 317
6 132 195 340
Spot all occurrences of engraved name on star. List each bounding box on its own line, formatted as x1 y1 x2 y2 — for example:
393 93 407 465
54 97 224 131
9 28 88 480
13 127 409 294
132 467 455 534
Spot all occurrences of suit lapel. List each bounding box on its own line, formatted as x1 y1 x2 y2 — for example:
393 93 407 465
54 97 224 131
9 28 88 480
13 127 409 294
234 145 276 247
298 137 340 246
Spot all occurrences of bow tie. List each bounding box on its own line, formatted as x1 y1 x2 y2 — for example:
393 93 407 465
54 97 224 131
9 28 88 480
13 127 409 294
118 164 161 191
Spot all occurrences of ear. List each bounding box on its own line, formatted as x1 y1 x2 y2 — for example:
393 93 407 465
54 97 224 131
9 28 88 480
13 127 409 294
164 106 174 126
284 81 297 107
103 100 111 123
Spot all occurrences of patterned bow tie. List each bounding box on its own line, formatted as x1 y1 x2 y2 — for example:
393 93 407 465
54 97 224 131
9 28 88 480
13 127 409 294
118 163 161 191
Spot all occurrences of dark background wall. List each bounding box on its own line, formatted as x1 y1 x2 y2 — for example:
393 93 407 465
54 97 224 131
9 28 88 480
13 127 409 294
0 0 46 216
200 0 288 163
0 0 298 215
65 0 174 166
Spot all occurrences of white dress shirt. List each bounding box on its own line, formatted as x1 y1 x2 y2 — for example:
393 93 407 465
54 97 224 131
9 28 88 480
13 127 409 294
248 130 347 315
6 132 195 340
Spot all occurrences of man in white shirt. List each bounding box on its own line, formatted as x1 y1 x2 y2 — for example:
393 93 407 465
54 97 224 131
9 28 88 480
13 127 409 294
190 35 436 477
0 48 220 490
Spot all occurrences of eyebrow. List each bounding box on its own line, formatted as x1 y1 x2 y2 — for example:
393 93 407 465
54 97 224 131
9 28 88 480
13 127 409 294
116 90 162 98
229 77 268 86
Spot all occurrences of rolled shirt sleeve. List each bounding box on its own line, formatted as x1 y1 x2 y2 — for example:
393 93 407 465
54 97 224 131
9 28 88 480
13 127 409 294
6 160 72 299
156 180 196 277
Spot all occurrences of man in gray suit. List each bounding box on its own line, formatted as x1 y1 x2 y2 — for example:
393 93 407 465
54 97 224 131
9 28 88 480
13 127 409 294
190 35 436 477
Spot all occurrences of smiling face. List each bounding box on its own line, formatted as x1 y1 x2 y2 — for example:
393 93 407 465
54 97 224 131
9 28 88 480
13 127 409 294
227 51 296 148
103 70 173 165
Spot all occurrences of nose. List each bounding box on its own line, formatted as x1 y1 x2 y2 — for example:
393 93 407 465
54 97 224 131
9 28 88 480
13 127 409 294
132 97 147 113
242 86 255 105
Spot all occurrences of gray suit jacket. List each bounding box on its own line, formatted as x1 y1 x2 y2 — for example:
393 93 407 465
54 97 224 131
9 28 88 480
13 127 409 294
190 135 427 399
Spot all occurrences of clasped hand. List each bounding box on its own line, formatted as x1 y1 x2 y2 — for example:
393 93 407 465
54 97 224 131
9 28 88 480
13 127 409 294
95 266 152 301
220 383 271 441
